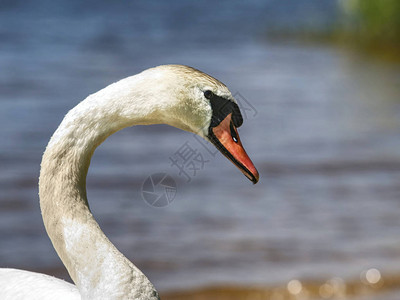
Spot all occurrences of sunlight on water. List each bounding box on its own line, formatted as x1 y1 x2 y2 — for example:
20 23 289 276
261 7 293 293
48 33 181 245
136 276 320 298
163 267 400 299
287 279 303 295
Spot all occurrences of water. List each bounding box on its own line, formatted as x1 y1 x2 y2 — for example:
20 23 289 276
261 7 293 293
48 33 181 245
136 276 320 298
1 1 400 298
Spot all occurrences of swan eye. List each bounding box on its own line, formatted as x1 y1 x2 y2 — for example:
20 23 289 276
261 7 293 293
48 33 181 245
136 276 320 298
204 90 213 99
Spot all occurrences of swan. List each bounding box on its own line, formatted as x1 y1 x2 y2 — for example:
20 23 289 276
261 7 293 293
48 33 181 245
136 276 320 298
0 65 259 300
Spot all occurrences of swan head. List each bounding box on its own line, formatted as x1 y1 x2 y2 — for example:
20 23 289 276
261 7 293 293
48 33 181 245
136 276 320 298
138 65 259 184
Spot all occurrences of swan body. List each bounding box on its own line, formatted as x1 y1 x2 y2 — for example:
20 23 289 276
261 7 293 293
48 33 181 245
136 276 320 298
0 65 258 299
0 269 80 299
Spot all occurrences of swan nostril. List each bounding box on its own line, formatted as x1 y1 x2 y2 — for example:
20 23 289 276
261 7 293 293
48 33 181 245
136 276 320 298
230 121 238 143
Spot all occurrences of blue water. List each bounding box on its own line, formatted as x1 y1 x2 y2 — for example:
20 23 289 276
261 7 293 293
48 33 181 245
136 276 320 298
1 1 400 298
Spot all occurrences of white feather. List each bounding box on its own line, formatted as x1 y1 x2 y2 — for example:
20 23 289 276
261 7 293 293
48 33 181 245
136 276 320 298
0 268 80 300
0 65 234 299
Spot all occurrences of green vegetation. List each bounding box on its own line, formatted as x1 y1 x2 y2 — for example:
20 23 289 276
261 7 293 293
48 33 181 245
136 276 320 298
263 1 400 62
338 0 400 61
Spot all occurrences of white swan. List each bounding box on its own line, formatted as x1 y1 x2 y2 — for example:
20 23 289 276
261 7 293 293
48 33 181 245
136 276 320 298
0 65 259 300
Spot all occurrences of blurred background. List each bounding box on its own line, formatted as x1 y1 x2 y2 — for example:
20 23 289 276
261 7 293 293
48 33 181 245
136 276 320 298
1 0 400 299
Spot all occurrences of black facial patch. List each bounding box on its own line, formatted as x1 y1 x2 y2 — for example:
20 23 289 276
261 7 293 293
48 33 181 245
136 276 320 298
205 91 256 183
206 92 243 129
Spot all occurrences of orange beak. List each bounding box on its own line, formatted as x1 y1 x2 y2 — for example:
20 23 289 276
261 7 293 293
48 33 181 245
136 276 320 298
208 113 259 184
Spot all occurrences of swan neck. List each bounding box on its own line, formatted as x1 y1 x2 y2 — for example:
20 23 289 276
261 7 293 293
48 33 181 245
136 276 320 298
39 77 160 299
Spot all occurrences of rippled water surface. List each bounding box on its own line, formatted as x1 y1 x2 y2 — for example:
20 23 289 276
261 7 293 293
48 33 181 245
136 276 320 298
1 1 400 298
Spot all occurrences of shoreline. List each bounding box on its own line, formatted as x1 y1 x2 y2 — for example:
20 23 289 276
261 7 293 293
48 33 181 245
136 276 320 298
26 266 400 299
162 274 400 300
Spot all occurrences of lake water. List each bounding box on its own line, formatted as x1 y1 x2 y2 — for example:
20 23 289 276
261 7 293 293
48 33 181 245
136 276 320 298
1 1 400 299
